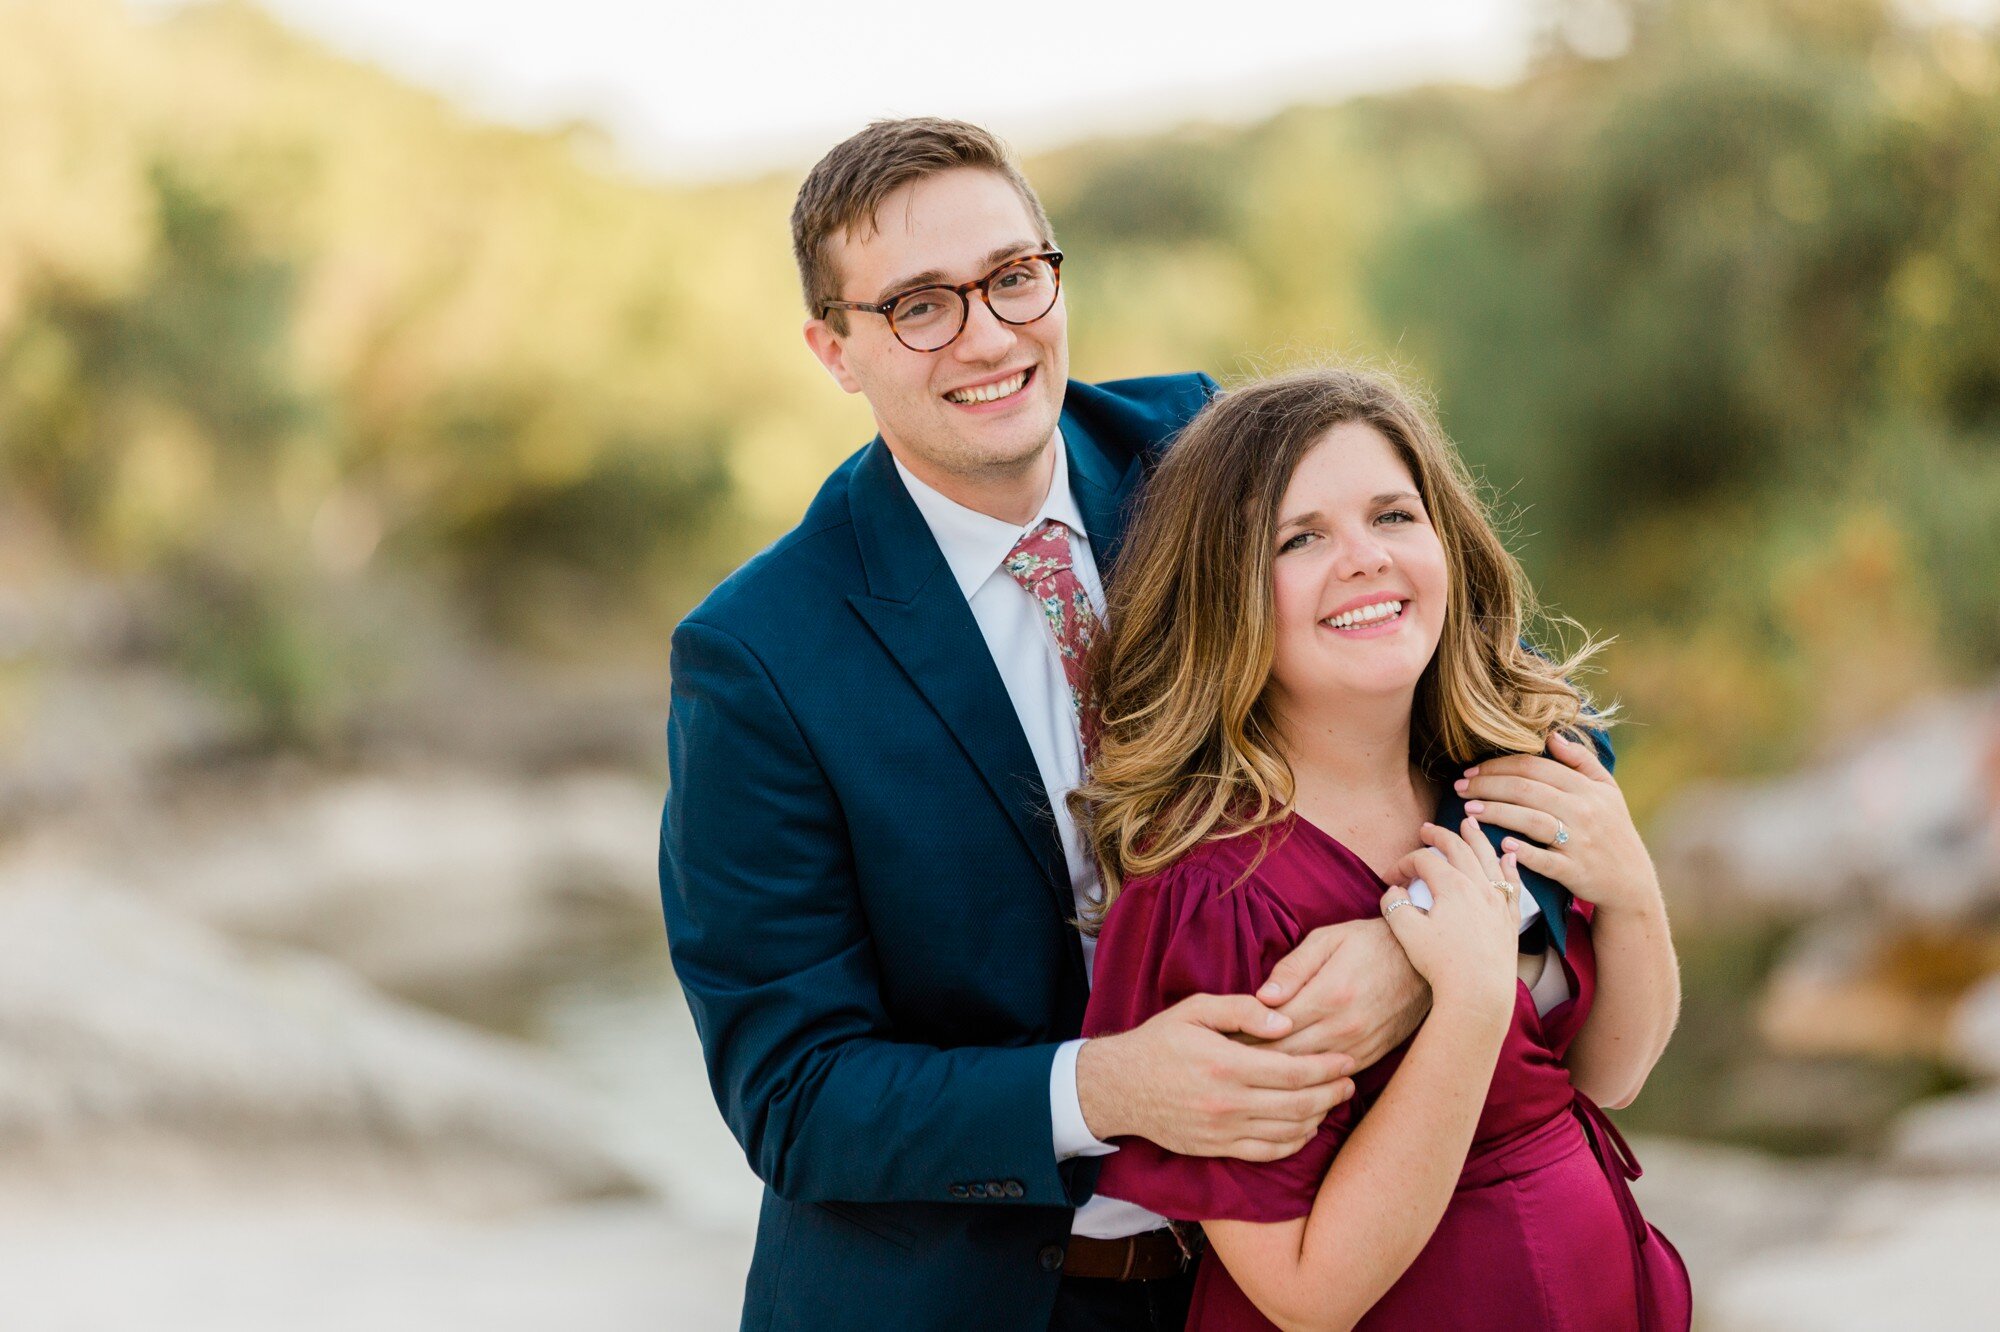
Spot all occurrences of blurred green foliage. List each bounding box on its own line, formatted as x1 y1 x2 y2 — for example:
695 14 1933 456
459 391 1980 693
0 0 1994 794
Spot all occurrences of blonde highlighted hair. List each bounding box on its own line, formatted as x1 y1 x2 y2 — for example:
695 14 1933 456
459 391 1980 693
1071 364 1610 928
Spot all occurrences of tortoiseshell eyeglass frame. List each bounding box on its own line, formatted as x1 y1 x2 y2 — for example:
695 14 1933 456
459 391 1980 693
820 250 1065 352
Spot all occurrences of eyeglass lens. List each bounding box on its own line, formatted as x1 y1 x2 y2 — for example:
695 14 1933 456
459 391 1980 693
889 257 1059 351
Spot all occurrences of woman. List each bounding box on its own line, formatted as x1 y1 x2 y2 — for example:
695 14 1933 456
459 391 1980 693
1072 367 1691 1332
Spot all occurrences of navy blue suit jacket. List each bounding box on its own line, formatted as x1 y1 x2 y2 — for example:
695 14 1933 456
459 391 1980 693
661 374 1218 1331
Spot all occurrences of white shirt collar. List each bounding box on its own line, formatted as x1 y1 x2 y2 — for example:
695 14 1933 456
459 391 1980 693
893 430 1093 601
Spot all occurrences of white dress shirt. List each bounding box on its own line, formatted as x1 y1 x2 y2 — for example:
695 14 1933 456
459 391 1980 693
1524 945 1572 1016
894 432 1168 1241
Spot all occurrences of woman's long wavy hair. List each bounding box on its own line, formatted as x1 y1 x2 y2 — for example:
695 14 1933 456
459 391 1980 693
1071 365 1610 930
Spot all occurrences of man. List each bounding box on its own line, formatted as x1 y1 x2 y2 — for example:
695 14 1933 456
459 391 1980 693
661 118 1429 1332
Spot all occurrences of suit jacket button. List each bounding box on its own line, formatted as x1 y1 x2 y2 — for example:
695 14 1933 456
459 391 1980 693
970 1183 989 1198
1039 1244 1066 1272
1003 1180 1025 1199
987 1181 1005 1196
949 1184 969 1199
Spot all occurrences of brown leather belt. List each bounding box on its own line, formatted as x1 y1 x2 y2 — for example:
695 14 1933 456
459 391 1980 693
1061 1226 1197 1281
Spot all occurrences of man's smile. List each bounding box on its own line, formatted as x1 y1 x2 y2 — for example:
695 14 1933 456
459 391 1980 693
943 365 1035 408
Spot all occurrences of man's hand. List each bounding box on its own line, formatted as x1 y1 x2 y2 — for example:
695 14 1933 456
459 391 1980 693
1076 994 1356 1161
1253 919 1431 1071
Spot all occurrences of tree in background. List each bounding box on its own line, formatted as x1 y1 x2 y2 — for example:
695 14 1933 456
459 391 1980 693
0 0 1992 782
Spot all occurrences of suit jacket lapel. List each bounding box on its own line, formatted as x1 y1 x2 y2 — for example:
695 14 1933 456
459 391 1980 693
845 441 1075 920
1434 783 1572 953
1063 408 1146 576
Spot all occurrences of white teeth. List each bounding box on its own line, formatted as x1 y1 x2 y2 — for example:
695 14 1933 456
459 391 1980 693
1324 600 1406 630
946 370 1028 404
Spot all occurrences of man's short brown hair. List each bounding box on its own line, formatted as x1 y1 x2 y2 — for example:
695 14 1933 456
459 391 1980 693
791 118 1056 333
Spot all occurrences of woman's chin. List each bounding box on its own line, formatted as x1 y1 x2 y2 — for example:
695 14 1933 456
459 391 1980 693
1349 674 1426 702
1273 640 1439 711
1279 672 1426 712
1322 652 1433 699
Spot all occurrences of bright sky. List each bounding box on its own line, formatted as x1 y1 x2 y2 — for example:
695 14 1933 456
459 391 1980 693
134 0 1538 180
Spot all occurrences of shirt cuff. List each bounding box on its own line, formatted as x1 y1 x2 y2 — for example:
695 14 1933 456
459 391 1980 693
1051 1039 1117 1160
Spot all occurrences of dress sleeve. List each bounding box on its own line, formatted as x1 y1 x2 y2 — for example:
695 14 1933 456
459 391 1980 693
1081 854 1365 1223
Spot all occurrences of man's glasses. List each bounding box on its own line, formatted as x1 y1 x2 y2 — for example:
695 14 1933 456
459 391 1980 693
822 251 1064 353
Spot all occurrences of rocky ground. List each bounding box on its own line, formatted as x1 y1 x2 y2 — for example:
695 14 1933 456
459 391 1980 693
0 763 756 1331
1 1129 1995 1331
1643 684 2000 1329
0 646 1996 1328
0 1193 750 1332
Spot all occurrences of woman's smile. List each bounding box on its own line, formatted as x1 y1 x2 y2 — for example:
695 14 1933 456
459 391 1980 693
1321 595 1411 637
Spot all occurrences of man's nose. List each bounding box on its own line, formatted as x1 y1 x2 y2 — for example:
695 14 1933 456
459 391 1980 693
951 293 1016 362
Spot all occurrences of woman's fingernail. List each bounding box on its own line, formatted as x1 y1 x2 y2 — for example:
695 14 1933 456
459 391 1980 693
1465 766 1480 777
1453 778 1470 793
1503 852 1517 869
1502 838 1520 851
1263 1012 1289 1032
1465 800 1484 813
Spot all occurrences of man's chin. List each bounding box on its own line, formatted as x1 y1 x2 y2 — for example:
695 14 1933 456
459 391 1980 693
946 409 1060 468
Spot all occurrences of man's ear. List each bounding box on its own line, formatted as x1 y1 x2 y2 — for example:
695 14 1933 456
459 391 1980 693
803 318 864 394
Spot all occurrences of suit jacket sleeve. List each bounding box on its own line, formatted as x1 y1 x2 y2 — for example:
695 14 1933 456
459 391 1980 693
661 617 1079 1207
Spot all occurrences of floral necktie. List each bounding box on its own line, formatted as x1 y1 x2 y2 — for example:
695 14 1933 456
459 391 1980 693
1003 518 1104 761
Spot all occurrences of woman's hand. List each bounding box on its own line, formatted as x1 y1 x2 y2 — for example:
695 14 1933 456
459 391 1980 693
1381 817 1523 1020
1457 730 1663 916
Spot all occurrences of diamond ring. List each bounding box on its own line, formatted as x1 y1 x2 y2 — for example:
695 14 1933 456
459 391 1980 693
1553 818 1570 847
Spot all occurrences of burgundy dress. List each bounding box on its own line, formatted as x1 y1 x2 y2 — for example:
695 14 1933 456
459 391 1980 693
1083 814 1691 1332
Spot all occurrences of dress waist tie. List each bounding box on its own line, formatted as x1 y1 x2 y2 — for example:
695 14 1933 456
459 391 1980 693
1571 1089 1667 1332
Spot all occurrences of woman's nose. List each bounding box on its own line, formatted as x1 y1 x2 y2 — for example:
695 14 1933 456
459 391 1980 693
1334 531 1392 578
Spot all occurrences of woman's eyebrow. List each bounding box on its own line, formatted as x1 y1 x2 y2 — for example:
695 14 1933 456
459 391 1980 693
1280 493 1420 530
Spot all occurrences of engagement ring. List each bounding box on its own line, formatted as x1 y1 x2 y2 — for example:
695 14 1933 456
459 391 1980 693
1553 818 1570 847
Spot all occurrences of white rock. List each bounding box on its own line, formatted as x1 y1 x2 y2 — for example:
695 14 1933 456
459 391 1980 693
0 1196 749 1332
1623 1134 1863 1292
1948 972 2000 1078
0 882 646 1209
0 764 665 1014
1700 1178 2000 1331
0 662 249 815
1890 1086 2000 1173
1654 688 2000 925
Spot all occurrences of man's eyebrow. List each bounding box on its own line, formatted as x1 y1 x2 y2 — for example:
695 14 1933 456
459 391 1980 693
875 241 1042 303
